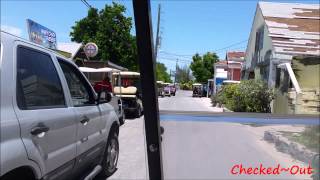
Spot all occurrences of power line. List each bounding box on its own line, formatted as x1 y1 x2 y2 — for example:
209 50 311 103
158 58 192 64
213 39 248 52
158 55 192 61
81 0 92 9
159 39 248 58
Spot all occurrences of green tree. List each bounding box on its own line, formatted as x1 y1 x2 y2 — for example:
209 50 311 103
70 3 138 71
190 52 218 83
156 62 172 83
176 65 192 83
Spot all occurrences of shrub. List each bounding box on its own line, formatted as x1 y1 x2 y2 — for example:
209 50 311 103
211 80 273 112
180 81 193 90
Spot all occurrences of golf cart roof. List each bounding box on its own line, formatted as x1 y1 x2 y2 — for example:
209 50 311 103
113 71 140 76
79 67 98 72
163 82 170 85
222 80 240 84
192 83 202 86
156 81 164 84
79 67 121 73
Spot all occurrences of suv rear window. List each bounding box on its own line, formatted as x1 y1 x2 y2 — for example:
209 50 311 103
16 46 65 109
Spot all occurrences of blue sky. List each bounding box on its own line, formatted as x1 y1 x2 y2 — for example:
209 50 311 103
1 0 318 71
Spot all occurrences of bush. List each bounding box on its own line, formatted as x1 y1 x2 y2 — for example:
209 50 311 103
180 81 193 90
211 80 273 113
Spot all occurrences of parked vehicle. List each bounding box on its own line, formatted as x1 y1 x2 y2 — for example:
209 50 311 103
163 86 171 97
79 67 125 125
113 71 143 118
201 83 208 97
168 84 177 96
156 81 165 97
0 31 120 180
192 83 202 97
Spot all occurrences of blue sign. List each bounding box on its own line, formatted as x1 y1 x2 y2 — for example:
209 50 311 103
216 77 227 86
26 19 57 49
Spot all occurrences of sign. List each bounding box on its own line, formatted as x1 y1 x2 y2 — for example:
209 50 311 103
26 19 57 49
84 42 98 58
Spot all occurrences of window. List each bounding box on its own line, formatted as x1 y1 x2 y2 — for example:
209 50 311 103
16 46 65 110
275 68 281 88
58 59 95 106
255 26 264 52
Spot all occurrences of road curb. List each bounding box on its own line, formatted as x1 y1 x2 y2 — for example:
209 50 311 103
264 130 317 164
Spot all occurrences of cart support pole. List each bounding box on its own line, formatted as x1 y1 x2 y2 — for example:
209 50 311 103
133 1 163 180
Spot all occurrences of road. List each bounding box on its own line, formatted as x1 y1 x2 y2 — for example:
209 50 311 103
108 90 310 180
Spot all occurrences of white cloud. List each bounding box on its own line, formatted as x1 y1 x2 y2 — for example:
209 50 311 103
1 25 22 37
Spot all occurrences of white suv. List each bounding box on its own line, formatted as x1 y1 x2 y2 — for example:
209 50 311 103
0 31 120 180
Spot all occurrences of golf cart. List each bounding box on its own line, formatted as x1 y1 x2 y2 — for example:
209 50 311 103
192 83 202 97
113 71 143 118
201 83 208 97
156 81 165 97
163 82 171 97
168 83 177 96
79 66 126 124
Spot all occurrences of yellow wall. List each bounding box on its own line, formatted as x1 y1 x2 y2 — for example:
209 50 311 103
273 57 320 114
273 91 290 114
293 57 320 89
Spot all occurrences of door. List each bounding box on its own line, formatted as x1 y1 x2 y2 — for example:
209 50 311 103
57 59 106 169
13 44 77 179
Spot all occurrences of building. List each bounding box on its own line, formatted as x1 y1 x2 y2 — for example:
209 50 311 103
226 51 245 81
213 60 228 94
243 2 320 114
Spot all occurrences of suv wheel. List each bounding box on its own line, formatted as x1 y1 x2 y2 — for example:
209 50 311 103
119 110 125 125
101 132 119 177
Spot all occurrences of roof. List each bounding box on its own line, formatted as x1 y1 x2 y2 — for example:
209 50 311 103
226 51 245 61
259 2 320 56
57 42 82 59
223 80 241 84
113 71 140 76
215 60 227 64
192 83 202 86
214 60 228 68
79 67 120 73
108 61 128 71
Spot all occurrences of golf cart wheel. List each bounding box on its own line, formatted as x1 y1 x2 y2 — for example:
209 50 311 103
100 132 119 177
135 106 142 118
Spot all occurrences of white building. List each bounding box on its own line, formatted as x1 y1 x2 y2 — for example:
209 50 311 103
243 2 320 114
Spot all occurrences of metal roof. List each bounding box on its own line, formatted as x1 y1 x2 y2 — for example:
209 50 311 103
259 2 320 56
57 42 83 59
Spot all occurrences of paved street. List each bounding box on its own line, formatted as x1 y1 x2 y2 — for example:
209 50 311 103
108 90 310 180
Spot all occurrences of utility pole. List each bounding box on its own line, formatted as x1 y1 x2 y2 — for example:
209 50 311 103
154 4 161 60
174 59 178 84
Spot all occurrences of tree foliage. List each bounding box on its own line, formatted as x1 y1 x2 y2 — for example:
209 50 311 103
190 52 218 83
176 65 192 83
70 3 138 71
156 62 172 83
